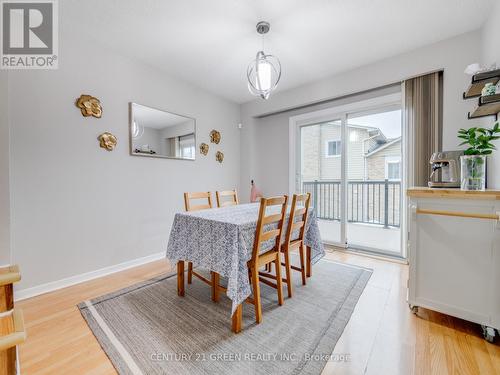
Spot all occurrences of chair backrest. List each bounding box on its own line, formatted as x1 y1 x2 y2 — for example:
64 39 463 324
252 196 288 262
216 190 239 208
184 191 213 212
285 193 311 247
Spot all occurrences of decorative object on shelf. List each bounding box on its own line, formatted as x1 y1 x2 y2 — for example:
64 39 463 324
199 143 209 156
481 82 497 96
210 130 221 144
98 132 117 151
457 122 500 190
133 148 156 155
76 94 102 118
134 143 155 154
464 63 482 75
247 21 281 100
215 151 224 163
464 63 497 75
463 68 500 99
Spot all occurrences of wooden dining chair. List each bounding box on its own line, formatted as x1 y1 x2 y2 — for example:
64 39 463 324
184 191 213 212
280 193 311 298
183 192 220 302
245 195 288 324
216 190 239 208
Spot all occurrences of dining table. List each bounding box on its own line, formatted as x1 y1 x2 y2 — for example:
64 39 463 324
166 202 325 333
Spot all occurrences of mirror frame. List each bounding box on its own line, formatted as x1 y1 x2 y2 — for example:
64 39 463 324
128 102 197 161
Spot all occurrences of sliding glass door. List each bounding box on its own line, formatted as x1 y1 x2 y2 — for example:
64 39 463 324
296 98 404 258
300 119 344 245
346 108 402 256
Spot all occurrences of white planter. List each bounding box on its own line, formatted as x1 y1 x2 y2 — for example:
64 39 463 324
460 155 486 191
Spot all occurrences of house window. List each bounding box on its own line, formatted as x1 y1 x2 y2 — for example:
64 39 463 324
385 156 401 180
326 140 341 157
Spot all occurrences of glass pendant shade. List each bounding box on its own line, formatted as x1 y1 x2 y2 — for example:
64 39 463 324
131 120 144 138
247 51 281 100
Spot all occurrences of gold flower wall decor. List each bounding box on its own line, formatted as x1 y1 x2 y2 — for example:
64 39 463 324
199 143 209 156
210 129 221 144
98 132 117 151
215 151 224 163
76 94 102 118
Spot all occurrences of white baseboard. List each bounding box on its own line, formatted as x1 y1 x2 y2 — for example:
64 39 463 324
15 252 166 301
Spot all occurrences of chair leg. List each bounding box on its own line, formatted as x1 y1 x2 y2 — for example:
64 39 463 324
177 261 185 297
299 245 307 285
283 250 293 298
211 271 220 302
251 266 262 324
306 246 312 277
275 254 284 306
187 262 193 284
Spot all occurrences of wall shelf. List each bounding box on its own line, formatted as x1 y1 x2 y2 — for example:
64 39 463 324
463 69 500 99
467 94 500 120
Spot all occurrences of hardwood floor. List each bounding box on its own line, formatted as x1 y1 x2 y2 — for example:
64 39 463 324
17 250 500 374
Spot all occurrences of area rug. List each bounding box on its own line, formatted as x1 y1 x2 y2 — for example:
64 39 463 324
79 259 372 375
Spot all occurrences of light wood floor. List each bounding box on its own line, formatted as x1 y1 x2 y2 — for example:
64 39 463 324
17 251 500 375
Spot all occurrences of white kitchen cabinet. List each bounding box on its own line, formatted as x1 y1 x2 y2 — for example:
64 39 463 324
407 188 500 342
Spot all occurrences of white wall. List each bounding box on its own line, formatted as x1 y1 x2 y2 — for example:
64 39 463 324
481 1 500 189
8 30 241 290
0 71 11 265
240 31 485 198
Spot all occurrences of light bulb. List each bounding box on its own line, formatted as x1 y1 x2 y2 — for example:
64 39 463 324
256 60 272 91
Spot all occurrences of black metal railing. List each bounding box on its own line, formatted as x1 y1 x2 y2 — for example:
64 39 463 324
302 180 401 228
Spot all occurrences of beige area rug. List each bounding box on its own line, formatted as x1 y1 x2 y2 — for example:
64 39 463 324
79 259 372 374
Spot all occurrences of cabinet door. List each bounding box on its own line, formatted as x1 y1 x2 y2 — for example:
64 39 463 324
412 199 497 325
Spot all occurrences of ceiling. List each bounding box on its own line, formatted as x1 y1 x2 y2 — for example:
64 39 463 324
63 0 494 104
133 103 192 129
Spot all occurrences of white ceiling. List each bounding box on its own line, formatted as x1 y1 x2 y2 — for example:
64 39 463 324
63 0 494 104
132 103 192 129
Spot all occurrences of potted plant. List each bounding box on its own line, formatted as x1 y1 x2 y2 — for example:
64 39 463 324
458 122 500 190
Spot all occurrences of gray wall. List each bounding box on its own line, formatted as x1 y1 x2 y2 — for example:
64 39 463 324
0 71 10 265
240 31 484 199
132 127 162 154
7 30 241 290
481 2 500 189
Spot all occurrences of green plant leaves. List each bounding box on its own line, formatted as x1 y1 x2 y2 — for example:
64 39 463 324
458 124 500 155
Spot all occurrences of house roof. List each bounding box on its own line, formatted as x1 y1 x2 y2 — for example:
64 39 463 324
364 137 402 157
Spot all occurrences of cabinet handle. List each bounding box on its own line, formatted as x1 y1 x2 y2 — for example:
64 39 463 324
416 208 500 221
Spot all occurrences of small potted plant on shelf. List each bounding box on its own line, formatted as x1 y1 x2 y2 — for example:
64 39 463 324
458 121 500 191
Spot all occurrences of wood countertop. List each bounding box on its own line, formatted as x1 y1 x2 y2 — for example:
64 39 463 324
407 187 500 200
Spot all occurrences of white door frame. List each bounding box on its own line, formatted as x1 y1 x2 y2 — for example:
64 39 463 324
289 92 407 256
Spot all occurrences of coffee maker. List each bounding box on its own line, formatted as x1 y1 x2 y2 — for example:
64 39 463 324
428 151 463 188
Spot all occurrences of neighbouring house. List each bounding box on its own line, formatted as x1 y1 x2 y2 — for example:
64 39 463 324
301 122 401 182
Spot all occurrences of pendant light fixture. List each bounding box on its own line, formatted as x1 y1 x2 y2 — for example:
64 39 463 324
247 21 281 100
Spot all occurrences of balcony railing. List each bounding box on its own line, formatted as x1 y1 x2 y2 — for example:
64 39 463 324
302 180 401 228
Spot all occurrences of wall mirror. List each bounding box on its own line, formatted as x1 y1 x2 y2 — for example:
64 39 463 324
129 103 196 160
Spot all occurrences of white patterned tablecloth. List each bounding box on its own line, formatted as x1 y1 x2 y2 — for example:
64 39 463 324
166 203 325 314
